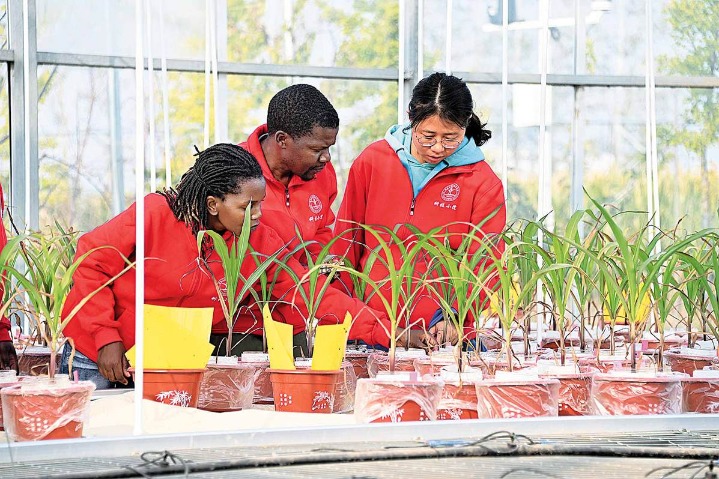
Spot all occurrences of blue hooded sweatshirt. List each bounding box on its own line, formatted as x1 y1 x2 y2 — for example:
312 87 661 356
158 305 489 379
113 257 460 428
384 123 486 198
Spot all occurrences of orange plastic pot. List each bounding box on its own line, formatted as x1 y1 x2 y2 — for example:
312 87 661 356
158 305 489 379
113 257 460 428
475 377 560 418
130 368 205 408
344 350 371 379
664 349 718 375
0 379 95 441
354 377 443 423
269 369 341 413
591 373 684 415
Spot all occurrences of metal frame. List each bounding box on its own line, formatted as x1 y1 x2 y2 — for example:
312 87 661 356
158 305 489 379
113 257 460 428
2 414 719 464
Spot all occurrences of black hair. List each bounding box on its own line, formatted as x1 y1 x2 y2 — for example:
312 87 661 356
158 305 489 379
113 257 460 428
161 143 263 236
407 72 491 147
266 84 339 138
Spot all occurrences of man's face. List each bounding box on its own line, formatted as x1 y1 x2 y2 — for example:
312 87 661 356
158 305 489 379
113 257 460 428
282 126 338 181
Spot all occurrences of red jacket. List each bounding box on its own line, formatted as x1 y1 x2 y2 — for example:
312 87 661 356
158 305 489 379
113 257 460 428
240 124 337 263
334 139 506 336
0 184 10 342
62 193 391 363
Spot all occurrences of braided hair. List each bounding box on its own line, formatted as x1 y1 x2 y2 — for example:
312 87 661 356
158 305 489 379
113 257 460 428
266 84 339 138
161 143 263 236
407 72 491 147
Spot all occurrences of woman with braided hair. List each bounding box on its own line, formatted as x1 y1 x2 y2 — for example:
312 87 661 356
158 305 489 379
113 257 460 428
60 143 394 389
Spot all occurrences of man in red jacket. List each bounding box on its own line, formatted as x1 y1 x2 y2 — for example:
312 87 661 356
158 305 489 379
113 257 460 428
240 84 339 264
0 182 18 372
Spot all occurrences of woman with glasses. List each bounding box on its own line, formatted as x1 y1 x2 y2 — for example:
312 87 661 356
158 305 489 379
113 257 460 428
333 72 506 348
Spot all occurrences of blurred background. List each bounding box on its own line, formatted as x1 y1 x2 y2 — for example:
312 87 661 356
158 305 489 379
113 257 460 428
1 0 716 235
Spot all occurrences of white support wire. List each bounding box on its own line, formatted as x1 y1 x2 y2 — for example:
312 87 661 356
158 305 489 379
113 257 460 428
444 0 452 75
209 0 219 144
535 0 551 344
22 0 30 229
645 0 660 237
500 0 508 199
159 0 172 188
537 0 551 225
145 0 156 192
397 0 405 124
417 0 423 80
203 0 211 149
133 0 146 437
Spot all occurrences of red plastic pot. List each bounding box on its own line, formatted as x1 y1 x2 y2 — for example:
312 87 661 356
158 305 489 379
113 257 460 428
664 349 718 375
682 377 719 413
131 368 205 408
591 372 684 415
0 378 95 441
269 369 341 413
344 350 371 379
539 370 594 416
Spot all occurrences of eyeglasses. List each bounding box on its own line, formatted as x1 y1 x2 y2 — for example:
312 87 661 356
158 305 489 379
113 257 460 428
413 133 462 150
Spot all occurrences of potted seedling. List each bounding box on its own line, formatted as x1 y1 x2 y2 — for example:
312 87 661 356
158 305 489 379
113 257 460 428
0 225 134 441
329 223 443 422
422 221 498 420
196 204 284 412
586 193 709 415
472 233 560 419
681 232 719 413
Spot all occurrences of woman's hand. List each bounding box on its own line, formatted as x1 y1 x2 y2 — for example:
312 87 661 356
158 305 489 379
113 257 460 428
428 320 459 347
97 341 131 385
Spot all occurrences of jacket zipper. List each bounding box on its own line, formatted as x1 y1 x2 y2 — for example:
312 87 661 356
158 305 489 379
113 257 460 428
285 187 290 207
409 198 416 216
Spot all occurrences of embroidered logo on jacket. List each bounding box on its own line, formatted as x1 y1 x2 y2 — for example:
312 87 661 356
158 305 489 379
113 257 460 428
440 183 460 202
308 194 323 214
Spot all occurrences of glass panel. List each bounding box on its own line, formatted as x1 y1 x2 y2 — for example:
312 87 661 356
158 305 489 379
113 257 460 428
579 86 648 232
655 0 719 78
426 0 575 75
0 0 7 50
656 87 719 232
226 0 398 68
37 66 138 231
582 1 645 76
37 0 205 59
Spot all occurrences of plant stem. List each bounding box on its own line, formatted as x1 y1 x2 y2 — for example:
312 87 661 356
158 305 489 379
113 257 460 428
630 321 637 373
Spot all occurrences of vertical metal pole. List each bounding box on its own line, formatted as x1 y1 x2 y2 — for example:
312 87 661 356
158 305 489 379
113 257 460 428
10 0 37 231
106 1 125 215
404 0 419 118
8 0 26 231
209 0 219 144
133 0 145 437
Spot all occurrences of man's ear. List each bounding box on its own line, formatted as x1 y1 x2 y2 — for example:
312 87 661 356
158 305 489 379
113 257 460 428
274 131 290 148
206 196 219 215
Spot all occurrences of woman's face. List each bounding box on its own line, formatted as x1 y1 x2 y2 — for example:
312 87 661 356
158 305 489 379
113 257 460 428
411 114 466 165
206 177 266 236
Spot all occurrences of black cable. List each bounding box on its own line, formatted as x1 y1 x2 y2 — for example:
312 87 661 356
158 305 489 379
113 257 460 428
499 468 566 479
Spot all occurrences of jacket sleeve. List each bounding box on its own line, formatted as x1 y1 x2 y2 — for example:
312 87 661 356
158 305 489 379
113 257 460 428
62 202 138 353
332 156 368 269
